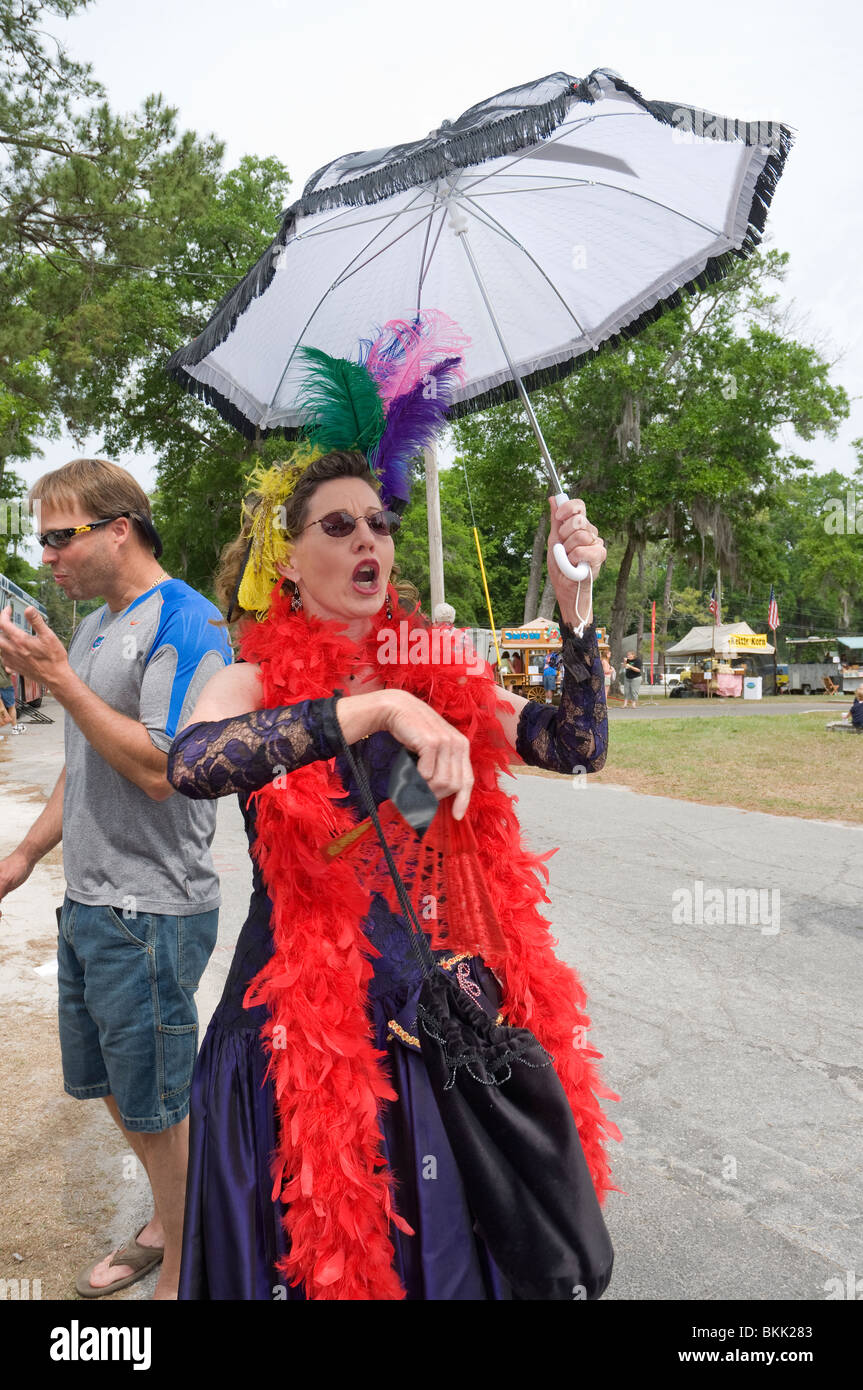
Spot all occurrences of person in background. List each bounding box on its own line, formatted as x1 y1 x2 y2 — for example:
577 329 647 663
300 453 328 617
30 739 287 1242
510 650 524 675
0 458 231 1300
843 684 863 731
542 649 561 703
622 650 642 707
601 653 615 694
0 651 19 732
432 602 456 627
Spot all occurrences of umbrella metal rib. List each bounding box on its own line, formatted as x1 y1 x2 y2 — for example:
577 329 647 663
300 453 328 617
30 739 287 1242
451 212 590 583
266 192 437 412
457 190 595 344
417 205 448 307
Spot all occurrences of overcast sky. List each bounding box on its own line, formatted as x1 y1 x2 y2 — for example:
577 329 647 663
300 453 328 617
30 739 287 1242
17 0 863 542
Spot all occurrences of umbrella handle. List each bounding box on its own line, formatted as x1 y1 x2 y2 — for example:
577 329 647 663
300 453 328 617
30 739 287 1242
552 495 590 582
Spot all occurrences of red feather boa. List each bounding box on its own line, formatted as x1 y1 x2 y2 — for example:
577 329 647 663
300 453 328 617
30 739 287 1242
240 589 621 1300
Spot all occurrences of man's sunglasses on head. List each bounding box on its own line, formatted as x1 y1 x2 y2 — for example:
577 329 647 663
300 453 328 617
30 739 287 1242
301 509 401 539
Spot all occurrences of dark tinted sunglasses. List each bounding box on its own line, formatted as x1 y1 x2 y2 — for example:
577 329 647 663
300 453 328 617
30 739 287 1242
37 516 121 549
302 508 401 539
38 511 163 558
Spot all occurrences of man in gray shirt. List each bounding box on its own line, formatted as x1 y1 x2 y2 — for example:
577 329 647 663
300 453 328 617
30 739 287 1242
0 458 230 1299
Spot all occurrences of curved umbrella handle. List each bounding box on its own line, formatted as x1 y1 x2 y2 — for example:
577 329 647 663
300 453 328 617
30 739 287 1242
552 495 590 582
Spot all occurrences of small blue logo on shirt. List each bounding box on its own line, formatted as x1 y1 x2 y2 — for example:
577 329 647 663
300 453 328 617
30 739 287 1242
91 634 106 651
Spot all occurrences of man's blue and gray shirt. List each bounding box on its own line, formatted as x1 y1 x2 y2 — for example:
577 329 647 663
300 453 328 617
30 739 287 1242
64 578 231 915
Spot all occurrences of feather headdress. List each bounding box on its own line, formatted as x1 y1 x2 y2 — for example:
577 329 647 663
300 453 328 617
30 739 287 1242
232 312 470 616
296 314 469 510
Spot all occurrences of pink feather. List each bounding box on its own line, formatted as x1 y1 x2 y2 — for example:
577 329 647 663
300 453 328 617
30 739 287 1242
364 310 471 407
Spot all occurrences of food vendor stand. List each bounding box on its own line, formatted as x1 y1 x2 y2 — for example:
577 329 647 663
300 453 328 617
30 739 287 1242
665 624 773 697
836 637 863 693
498 618 562 702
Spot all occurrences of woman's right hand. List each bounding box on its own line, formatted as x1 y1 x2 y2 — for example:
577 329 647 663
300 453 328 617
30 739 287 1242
337 689 474 820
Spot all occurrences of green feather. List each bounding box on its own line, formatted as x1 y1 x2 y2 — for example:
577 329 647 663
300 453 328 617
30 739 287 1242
296 347 385 454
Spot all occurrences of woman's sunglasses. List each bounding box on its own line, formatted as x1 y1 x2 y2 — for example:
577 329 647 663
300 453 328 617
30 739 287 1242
302 508 401 539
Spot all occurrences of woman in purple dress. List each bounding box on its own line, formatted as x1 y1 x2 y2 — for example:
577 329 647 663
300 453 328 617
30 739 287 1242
167 450 614 1300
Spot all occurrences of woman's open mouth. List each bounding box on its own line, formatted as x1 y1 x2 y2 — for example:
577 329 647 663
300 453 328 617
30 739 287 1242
352 560 380 594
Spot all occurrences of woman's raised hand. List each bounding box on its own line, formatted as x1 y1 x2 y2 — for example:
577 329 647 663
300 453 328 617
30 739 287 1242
336 689 474 820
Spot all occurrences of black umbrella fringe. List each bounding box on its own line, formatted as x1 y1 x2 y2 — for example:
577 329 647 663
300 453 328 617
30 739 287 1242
165 210 297 379
299 82 584 217
167 368 264 441
446 250 793 421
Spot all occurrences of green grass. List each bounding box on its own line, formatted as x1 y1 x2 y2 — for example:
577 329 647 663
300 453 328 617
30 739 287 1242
586 712 863 821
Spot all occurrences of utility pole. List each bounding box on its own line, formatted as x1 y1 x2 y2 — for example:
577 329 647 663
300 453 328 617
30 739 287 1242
424 442 445 615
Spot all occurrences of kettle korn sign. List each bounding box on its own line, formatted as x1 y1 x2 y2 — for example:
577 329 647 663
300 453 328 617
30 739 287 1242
727 633 769 650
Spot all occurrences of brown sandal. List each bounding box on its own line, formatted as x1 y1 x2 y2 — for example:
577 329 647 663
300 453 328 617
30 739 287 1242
75 1226 164 1298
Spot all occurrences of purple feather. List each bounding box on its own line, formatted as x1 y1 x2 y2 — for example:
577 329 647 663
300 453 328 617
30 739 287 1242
369 357 462 505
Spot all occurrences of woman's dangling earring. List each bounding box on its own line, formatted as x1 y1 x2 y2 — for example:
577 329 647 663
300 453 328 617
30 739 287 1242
291 582 303 613
385 590 393 622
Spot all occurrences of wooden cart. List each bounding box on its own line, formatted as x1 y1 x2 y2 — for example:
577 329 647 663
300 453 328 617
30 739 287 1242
498 619 563 703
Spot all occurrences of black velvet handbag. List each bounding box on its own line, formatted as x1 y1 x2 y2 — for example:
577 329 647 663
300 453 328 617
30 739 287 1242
338 732 615 1302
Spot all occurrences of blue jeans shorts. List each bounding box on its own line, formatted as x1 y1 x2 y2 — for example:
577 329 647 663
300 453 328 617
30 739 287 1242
57 895 219 1132
0 684 15 709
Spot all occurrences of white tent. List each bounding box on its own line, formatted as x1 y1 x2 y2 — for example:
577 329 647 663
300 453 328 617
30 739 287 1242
665 622 775 659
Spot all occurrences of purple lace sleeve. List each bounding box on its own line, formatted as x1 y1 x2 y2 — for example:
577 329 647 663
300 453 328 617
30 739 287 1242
167 698 343 799
514 621 608 773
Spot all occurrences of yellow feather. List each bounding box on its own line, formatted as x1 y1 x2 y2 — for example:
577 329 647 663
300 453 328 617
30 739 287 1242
237 445 324 616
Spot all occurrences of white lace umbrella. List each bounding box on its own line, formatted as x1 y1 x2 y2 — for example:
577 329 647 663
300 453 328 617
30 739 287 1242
168 68 792 581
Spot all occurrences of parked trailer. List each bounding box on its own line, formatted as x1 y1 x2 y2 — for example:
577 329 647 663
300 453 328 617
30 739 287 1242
784 637 840 695
786 662 839 694
0 573 48 707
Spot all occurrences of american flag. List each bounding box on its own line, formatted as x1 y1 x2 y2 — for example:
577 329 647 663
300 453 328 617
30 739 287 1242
708 586 719 619
768 585 780 631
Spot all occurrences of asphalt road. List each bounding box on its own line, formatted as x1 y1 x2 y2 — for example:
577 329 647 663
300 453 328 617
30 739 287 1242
1 698 860 1302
